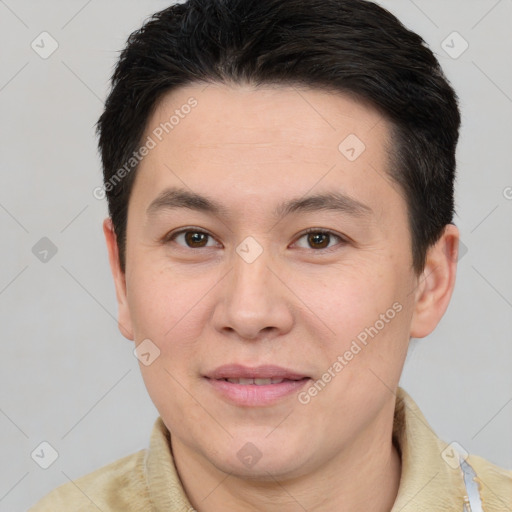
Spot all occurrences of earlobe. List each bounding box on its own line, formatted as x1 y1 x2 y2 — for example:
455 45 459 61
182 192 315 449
102 218 135 341
409 224 459 339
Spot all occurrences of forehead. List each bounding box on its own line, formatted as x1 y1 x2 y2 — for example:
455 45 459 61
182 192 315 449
132 82 401 224
149 82 389 163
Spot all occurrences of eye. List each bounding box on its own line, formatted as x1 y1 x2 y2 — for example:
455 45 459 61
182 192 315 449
163 227 347 252
164 228 220 249
293 228 347 251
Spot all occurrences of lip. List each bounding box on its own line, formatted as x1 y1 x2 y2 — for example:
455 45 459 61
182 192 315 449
204 364 311 407
206 364 309 380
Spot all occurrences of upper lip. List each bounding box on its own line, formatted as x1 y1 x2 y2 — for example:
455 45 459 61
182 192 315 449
205 364 309 380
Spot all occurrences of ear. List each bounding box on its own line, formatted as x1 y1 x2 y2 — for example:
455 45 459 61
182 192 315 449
103 218 135 340
410 223 459 338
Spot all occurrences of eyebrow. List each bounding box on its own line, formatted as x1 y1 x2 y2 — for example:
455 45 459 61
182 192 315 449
146 186 373 220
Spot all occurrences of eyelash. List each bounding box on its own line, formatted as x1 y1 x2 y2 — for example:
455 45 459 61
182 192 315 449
163 226 348 253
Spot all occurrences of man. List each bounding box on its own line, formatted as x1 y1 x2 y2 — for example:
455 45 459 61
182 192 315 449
30 0 512 510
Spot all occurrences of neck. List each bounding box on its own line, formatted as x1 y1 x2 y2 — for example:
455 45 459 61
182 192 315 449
171 406 402 512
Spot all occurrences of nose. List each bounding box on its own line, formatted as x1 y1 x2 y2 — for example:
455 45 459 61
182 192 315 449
211 243 294 341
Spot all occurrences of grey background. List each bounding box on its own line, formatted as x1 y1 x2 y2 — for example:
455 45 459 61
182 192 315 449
0 0 511 510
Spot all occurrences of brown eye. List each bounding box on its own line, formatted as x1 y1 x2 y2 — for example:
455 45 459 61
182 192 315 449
184 231 209 247
165 229 218 249
307 232 330 249
294 229 346 251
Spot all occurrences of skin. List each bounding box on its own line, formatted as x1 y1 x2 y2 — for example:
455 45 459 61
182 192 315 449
103 83 459 512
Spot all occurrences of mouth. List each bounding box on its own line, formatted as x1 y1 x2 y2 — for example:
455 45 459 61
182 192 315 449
205 364 309 381
204 365 311 406
220 377 304 385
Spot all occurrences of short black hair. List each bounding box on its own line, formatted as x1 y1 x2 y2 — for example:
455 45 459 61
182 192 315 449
96 0 461 275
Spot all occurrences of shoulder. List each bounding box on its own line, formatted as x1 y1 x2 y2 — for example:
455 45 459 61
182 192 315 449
29 448 151 512
466 452 512 510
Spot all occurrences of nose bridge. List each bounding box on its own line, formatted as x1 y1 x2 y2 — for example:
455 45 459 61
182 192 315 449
230 241 275 313
214 238 292 338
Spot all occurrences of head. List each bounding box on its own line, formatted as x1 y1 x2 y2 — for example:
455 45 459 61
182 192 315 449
98 0 460 482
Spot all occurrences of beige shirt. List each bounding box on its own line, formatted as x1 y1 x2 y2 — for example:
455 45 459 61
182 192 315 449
29 387 512 511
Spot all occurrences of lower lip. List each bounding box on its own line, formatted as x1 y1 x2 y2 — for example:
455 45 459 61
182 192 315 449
205 378 310 406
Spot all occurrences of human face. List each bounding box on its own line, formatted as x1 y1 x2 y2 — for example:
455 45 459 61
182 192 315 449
109 83 421 479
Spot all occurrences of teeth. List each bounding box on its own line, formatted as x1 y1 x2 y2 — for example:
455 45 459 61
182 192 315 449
225 378 286 385
254 378 272 385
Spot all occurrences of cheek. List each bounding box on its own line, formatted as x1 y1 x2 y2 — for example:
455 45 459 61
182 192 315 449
302 261 411 367
301 264 391 330
126 272 167 338
125 266 177 340
126 265 213 359
127 268 208 413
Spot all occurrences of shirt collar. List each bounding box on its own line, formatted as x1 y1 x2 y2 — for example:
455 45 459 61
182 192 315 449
145 386 467 511
391 386 468 510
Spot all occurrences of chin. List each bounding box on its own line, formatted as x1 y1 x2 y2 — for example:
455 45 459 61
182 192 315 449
217 457 307 481
205 435 313 481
